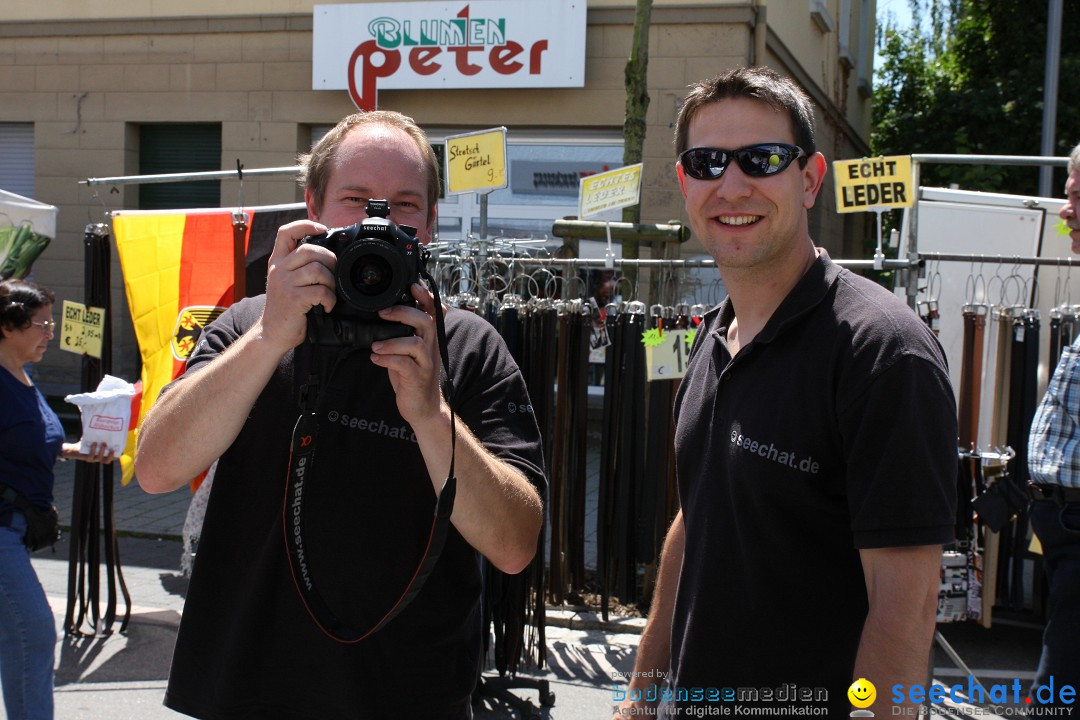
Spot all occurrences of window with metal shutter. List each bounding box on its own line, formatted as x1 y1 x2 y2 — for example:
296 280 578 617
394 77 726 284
0 123 36 198
139 124 222 209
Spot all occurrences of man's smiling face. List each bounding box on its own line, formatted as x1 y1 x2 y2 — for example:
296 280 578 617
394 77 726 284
678 97 823 273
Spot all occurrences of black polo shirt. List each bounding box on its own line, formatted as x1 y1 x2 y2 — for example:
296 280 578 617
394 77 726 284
668 251 957 715
162 296 546 719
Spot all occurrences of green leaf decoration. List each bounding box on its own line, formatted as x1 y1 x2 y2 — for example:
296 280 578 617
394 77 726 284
641 327 664 347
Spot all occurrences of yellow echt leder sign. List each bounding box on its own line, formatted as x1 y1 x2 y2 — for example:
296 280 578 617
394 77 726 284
833 155 914 213
579 164 643 219
59 300 105 359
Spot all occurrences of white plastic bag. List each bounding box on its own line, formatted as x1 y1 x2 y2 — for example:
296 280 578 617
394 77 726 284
64 375 140 455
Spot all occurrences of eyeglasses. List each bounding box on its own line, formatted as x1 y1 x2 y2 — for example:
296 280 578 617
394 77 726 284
31 320 57 333
679 143 806 181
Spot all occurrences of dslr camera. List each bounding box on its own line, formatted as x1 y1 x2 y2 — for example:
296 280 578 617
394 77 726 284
299 199 428 348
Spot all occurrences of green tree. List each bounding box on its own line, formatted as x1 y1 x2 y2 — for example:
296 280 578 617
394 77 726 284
873 0 1080 195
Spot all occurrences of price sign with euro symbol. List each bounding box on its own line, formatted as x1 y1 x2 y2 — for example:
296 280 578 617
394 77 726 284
59 300 105 359
643 327 695 381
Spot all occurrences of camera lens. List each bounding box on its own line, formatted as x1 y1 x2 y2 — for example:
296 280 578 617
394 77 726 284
351 255 392 297
335 239 410 314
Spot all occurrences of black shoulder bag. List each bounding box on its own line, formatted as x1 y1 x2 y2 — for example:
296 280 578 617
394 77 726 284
0 481 61 552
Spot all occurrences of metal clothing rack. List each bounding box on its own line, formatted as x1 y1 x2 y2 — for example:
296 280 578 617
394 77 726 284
918 253 1080 267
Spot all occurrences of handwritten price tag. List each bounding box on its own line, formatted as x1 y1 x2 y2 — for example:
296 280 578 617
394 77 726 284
59 300 105 359
643 328 694 381
445 127 508 194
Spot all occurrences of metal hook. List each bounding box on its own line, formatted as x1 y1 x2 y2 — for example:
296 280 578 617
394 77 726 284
927 259 942 303
964 259 978 306
985 256 1005 308
236 159 245 213
612 274 636 303
565 274 588 300
87 188 112 225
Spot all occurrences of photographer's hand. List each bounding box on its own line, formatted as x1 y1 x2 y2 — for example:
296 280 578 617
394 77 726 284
370 284 543 575
260 219 338 353
369 282 443 422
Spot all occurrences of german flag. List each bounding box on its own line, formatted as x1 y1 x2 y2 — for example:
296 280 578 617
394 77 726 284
112 203 306 485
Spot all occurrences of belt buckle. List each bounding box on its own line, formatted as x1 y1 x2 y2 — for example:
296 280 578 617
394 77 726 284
1029 483 1064 505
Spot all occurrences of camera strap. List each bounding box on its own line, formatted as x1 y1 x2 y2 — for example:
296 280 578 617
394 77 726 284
283 273 457 643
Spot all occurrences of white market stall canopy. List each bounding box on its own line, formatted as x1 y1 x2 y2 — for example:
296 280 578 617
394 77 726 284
0 188 59 280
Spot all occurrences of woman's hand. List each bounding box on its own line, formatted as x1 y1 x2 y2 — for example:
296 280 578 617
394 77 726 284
62 442 117 464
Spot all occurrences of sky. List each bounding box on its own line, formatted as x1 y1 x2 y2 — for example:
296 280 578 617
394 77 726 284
873 0 918 74
877 0 916 31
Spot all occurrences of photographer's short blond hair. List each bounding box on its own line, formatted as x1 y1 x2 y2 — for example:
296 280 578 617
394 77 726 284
299 111 441 222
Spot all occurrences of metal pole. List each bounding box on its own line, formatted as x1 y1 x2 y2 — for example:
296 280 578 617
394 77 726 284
911 154 1067 167
905 160 923 310
1039 0 1063 198
917 252 1080 267
80 166 300 186
478 192 489 242
442 256 914 270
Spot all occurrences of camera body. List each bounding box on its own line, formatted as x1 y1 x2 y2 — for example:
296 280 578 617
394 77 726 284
300 199 427 348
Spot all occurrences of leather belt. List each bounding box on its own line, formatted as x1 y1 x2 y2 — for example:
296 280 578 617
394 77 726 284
1028 483 1080 504
958 304 987 449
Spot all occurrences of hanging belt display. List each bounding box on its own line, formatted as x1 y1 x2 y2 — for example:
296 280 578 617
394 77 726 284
515 296 557 669
547 299 591 601
65 224 131 637
942 447 1016 626
639 305 669 570
995 310 1036 610
483 294 527 675
596 301 622 620
957 303 988 450
596 301 648 614
930 251 1071 630
1048 305 1080 365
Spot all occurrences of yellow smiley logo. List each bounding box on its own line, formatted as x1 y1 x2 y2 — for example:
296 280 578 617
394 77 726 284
848 678 877 709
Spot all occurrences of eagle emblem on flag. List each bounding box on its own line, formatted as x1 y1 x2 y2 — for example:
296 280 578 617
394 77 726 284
171 306 225 361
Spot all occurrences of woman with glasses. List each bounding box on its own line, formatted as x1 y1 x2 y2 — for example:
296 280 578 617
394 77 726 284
0 279 113 720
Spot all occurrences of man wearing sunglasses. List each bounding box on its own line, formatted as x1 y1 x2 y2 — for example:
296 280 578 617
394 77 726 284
614 67 957 718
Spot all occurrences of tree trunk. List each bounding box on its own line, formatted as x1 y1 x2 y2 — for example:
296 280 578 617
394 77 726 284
620 0 652 291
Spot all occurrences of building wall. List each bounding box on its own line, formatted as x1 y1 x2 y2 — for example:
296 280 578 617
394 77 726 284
0 0 875 394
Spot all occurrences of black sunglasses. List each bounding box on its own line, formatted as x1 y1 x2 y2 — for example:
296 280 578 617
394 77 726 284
679 143 805 180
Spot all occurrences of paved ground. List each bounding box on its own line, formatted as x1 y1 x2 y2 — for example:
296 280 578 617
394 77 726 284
3 461 1054 719
16 463 636 720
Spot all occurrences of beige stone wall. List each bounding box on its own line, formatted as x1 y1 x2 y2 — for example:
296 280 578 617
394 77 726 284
9 0 746 22
0 2 873 394
1 16 330 391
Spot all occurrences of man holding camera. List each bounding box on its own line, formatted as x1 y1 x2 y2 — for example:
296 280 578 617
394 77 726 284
135 111 545 719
